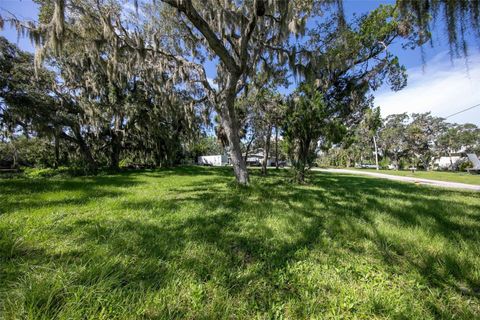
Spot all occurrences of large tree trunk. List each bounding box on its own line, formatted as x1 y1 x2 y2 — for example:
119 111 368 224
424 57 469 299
261 125 272 175
110 134 121 170
294 138 311 183
78 139 97 172
71 126 97 173
110 115 124 171
275 125 279 169
220 74 249 185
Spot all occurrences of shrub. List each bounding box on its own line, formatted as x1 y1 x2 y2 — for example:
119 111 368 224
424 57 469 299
22 166 87 178
457 158 472 172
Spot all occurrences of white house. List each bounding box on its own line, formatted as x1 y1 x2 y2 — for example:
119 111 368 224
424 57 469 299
197 155 228 166
199 149 277 167
243 149 273 166
435 156 462 170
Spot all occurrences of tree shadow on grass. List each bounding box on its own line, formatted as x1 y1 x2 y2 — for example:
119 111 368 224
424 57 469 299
0 173 148 216
124 165 235 179
308 172 480 291
64 171 480 295
1 168 479 318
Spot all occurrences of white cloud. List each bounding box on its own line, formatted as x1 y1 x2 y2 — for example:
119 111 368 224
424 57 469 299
374 52 480 125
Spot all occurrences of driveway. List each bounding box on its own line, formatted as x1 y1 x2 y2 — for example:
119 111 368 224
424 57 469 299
313 168 480 192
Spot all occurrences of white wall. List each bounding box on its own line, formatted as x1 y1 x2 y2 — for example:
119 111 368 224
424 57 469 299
198 155 228 166
435 156 461 169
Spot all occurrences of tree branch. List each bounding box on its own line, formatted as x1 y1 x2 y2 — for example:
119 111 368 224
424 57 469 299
161 0 240 74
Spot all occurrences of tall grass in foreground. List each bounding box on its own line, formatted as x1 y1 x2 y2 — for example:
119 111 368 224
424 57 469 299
1 167 479 319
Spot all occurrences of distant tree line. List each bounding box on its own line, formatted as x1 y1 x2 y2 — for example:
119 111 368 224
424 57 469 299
319 111 480 171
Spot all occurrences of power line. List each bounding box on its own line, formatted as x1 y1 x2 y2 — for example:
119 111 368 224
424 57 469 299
444 103 480 119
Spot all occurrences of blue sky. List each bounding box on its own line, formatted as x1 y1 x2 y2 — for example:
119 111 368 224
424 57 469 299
1 0 479 125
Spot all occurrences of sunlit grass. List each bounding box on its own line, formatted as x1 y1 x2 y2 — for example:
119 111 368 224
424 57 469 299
1 167 479 319
349 168 480 185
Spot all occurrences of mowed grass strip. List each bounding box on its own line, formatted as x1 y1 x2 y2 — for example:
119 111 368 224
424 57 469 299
349 168 480 185
1 166 479 319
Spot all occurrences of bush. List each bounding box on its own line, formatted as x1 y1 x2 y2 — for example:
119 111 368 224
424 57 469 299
457 158 471 172
22 166 86 178
379 158 390 169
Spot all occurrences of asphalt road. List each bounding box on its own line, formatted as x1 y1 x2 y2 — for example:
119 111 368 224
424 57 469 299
313 168 480 192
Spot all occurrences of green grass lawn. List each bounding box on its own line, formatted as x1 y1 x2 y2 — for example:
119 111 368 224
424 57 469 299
1 167 480 319
349 168 480 185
